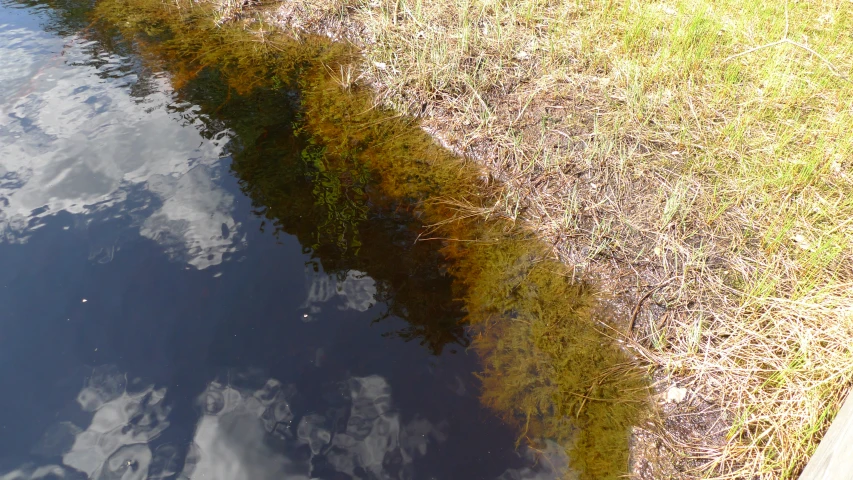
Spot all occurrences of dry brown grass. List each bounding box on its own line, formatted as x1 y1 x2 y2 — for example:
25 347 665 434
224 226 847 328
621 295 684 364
214 0 853 477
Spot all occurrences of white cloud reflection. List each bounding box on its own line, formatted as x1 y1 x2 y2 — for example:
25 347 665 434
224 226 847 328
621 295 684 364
0 366 173 480
181 379 307 480
0 23 242 268
322 376 448 478
2 368 448 480
184 375 446 480
301 269 378 320
495 440 570 480
61 366 170 480
0 465 67 480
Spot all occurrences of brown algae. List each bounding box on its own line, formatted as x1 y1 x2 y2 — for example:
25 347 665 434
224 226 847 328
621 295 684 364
91 0 652 477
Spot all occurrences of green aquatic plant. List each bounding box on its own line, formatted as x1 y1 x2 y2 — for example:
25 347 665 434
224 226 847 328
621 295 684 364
442 232 649 479
86 0 652 476
300 140 370 254
299 58 652 479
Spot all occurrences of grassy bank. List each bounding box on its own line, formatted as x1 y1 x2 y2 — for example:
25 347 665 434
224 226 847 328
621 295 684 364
258 0 853 477
96 0 853 476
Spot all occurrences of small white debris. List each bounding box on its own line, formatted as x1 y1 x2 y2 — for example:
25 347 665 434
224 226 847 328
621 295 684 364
666 385 688 404
373 61 387 71
81 299 87 303
303 314 309 318
793 234 811 250
831 161 842 173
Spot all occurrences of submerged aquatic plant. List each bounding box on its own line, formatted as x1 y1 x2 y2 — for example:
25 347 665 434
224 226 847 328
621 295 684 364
447 234 649 479
301 56 652 479
88 0 652 477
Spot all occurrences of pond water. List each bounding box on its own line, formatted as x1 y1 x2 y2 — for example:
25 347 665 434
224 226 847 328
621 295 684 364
0 1 567 478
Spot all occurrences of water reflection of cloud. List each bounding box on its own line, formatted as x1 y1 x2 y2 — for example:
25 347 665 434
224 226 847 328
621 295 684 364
186 375 446 480
181 379 308 480
0 365 172 480
2 367 450 480
301 269 378 319
495 440 571 480
0 24 241 268
139 166 244 269
0 465 72 480
323 375 449 479
61 366 170 480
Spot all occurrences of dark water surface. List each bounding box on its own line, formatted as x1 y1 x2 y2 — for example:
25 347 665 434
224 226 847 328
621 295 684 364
0 2 563 478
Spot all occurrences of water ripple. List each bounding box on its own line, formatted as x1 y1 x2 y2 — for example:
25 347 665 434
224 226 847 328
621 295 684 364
0 19 241 268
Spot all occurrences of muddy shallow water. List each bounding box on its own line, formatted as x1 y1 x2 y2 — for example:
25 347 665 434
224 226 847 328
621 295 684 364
0 0 648 478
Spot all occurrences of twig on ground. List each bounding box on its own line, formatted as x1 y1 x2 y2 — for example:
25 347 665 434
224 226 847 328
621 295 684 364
628 277 676 334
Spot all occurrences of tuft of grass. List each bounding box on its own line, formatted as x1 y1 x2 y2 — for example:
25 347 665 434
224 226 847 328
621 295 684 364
249 0 853 477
